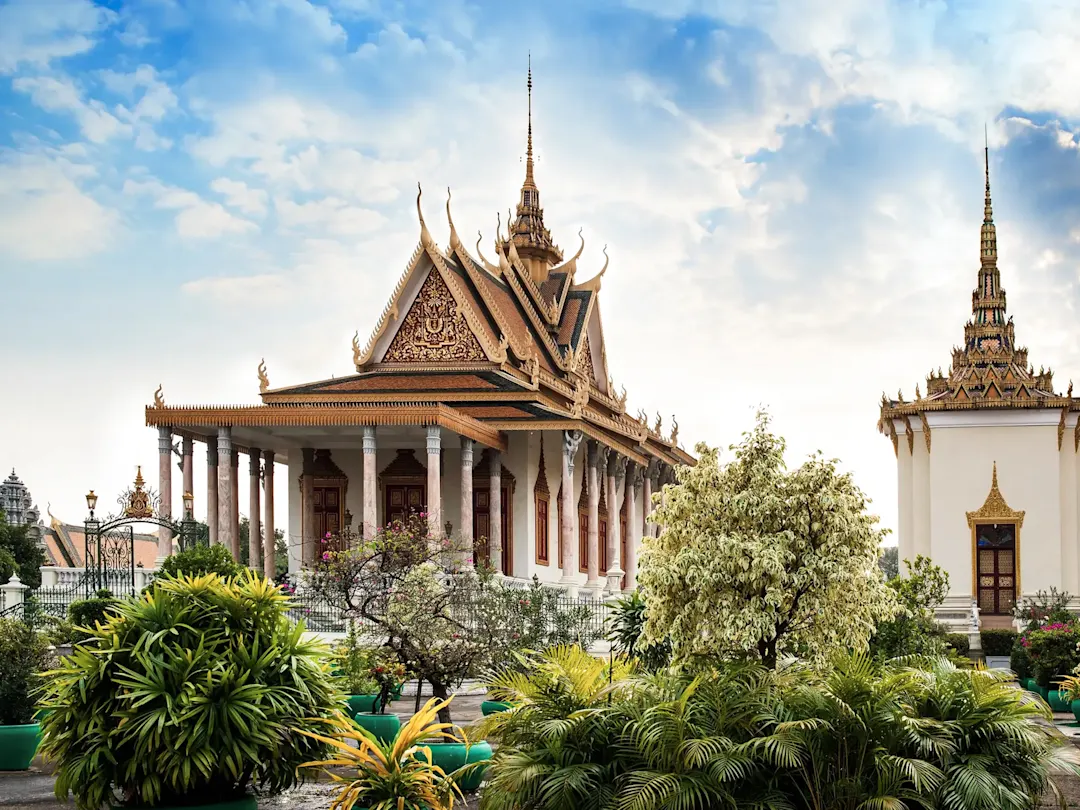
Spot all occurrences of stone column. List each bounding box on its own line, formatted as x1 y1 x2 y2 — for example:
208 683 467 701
207 442 219 545
559 430 584 591
181 436 193 512
231 449 241 560
460 438 474 569
217 427 234 556
249 447 262 571
157 426 174 562
262 450 275 579
301 448 315 567
644 459 659 539
625 462 641 590
489 450 503 575
362 427 377 539
607 452 626 593
426 426 442 538
585 442 602 592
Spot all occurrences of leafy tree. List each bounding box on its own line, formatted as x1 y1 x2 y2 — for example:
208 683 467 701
869 554 950 660
639 410 898 668
0 509 45 588
179 519 286 575
879 545 899 580
156 544 243 580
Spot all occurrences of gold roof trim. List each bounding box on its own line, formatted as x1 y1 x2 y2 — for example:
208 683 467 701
355 241 424 368
574 245 608 293
145 403 507 452
966 461 1025 528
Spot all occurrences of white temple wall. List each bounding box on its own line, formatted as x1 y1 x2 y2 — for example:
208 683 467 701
895 429 914 571
1060 414 1078 594
926 414 1061 602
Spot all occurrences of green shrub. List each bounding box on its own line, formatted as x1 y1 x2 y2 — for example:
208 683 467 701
1026 623 1080 688
981 628 1018 656
945 632 970 656
606 591 671 671
155 543 243 581
67 590 118 644
868 555 950 660
479 650 1079 810
333 622 379 696
1011 635 1034 680
0 618 53 725
39 572 341 809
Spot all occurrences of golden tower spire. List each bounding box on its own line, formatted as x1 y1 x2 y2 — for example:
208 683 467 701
525 52 535 189
981 124 997 266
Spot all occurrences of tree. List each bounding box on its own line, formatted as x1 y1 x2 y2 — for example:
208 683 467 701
868 554 950 659
0 510 44 588
180 519 286 577
306 513 518 724
639 411 898 668
879 545 899 580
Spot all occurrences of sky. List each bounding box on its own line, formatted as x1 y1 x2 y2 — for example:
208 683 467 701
3 0 1080 546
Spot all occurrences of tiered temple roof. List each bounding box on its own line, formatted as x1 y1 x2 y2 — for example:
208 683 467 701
146 68 692 470
878 143 1077 453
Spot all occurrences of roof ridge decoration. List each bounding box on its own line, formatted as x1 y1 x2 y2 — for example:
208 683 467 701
965 461 1025 528
495 249 572 371
879 144 1065 422
475 230 500 276
257 359 269 394
153 385 164 408
574 245 608 293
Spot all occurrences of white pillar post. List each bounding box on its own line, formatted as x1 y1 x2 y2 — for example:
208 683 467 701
490 450 503 575
301 448 315 567
460 438 474 569
625 462 641 591
207 442 219 545
362 427 377 539
644 459 658 539
262 450 275 579
230 450 240 560
426 426 442 538
560 430 584 594
157 426 174 562
249 447 262 571
606 451 625 593
217 427 234 557
0 574 28 614
181 436 193 515
586 442 602 592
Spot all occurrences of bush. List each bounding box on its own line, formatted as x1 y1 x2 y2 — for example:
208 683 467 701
480 651 1079 810
945 632 970 656
1014 588 1072 631
67 590 118 644
333 623 379 696
39 572 341 809
1012 636 1034 680
981 628 1018 656
869 555 950 660
155 543 244 581
607 591 671 671
0 618 53 725
1026 623 1080 688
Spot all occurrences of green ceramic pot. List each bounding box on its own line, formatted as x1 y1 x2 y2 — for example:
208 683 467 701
345 694 379 716
33 708 53 723
480 700 512 716
0 723 42 771
112 796 257 810
1048 690 1071 713
1071 699 1080 723
1036 684 1050 700
354 712 401 743
418 740 493 792
1024 678 1038 692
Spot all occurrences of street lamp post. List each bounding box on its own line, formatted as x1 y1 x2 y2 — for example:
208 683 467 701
181 491 198 551
84 490 101 597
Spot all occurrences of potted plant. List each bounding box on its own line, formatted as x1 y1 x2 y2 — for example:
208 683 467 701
1026 621 1079 710
352 647 408 743
38 572 341 809
0 617 53 770
1056 672 1080 723
297 696 467 809
332 622 381 716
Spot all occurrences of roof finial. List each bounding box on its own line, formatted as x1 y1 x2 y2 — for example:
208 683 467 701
525 52 534 187
981 124 997 265
446 186 462 252
417 183 435 249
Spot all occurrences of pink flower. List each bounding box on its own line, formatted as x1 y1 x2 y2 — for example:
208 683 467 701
322 551 331 562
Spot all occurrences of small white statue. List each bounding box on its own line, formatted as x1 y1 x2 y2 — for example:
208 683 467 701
969 599 981 631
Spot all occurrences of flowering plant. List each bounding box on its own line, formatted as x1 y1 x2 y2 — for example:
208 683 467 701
1025 621 1080 688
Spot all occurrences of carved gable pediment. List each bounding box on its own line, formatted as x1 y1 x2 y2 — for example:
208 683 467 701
966 462 1025 528
383 268 487 363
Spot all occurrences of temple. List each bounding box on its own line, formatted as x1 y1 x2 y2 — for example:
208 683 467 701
879 142 1080 628
144 67 693 595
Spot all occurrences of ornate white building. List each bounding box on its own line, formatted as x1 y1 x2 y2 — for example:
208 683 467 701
879 148 1078 629
1 469 42 540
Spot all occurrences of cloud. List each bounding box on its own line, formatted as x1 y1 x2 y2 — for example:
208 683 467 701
210 178 269 216
274 195 387 234
0 0 116 74
12 76 130 143
0 147 117 260
123 177 259 239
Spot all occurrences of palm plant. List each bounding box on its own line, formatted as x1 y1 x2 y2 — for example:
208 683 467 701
38 572 342 810
296 696 465 810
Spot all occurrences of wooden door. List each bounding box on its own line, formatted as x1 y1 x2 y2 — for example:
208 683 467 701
313 485 342 549
598 519 608 575
976 523 1017 615
473 486 512 576
385 484 426 527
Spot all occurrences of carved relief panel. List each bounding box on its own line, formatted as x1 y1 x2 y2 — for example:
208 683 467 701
383 269 486 362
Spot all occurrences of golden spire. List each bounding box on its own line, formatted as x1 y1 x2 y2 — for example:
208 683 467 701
416 183 435 249
981 125 997 266
525 52 535 189
446 187 463 252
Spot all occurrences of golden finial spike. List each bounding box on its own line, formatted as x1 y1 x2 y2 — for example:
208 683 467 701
134 465 145 488
476 230 498 274
257 358 269 394
416 182 434 249
352 331 361 367
991 460 998 489
495 211 502 243
525 52 534 186
446 186 462 251
153 384 164 408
